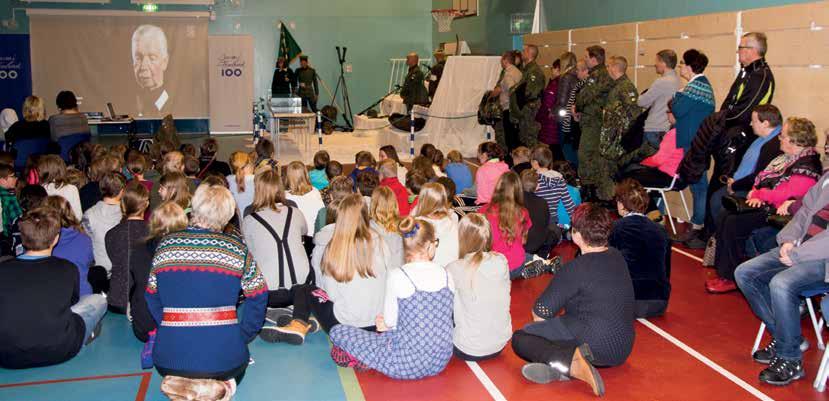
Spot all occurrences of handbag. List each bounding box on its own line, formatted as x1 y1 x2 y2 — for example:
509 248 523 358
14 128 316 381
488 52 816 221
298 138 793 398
721 195 751 213
702 237 716 267
766 214 793 230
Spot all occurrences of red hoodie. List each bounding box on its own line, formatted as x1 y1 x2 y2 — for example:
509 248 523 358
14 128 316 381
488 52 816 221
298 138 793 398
380 177 411 216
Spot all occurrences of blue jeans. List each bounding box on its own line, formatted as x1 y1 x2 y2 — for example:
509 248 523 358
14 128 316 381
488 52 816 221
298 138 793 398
689 174 709 226
71 294 107 346
644 131 665 147
734 248 829 360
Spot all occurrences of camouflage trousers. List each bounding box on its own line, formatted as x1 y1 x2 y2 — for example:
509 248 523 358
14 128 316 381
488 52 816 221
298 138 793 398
577 120 616 201
515 101 541 148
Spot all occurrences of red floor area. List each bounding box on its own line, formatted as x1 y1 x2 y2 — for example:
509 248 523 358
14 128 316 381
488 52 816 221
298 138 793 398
354 237 829 401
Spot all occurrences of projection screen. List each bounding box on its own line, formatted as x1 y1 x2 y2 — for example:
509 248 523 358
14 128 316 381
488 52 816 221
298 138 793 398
29 12 208 119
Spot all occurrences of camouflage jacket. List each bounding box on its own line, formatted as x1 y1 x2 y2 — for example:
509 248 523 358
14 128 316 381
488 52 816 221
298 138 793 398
600 75 643 160
575 64 613 120
509 61 546 117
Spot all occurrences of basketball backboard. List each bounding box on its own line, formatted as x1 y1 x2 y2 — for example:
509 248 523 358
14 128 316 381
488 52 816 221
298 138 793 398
453 0 478 18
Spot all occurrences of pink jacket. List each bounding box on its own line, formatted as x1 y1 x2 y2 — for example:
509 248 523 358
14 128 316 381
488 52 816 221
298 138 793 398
751 175 818 208
475 160 509 204
641 129 684 177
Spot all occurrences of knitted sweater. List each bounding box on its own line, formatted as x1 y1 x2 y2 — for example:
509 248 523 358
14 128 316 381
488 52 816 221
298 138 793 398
672 75 715 150
146 228 268 374
533 249 635 366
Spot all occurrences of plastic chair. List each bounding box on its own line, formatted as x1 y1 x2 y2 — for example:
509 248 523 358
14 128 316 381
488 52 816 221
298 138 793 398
57 133 91 161
751 289 826 358
814 296 829 391
12 137 51 172
643 174 691 235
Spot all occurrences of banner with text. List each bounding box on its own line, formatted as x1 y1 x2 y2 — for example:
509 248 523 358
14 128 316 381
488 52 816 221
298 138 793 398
0 35 33 118
208 35 254 134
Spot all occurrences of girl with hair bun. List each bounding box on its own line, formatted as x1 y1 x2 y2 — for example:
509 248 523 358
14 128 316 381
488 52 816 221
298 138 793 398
329 215 455 380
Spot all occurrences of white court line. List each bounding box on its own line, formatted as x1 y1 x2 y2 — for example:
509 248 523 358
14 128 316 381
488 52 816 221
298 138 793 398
672 246 704 263
466 361 508 401
638 318 775 401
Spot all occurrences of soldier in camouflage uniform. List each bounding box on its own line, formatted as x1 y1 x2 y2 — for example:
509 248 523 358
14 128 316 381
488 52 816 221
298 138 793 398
574 46 614 201
400 52 429 112
296 55 319 112
492 51 522 151
597 56 643 200
509 44 546 148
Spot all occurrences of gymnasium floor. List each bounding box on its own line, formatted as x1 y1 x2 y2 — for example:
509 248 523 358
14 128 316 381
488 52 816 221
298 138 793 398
2 233 828 401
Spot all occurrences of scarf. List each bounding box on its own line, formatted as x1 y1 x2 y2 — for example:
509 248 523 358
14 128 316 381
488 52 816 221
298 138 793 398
733 126 780 180
754 147 821 190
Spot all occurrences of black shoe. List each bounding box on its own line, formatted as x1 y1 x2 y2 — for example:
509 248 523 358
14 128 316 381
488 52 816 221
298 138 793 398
672 228 701 243
683 236 708 249
546 256 563 275
753 339 776 364
759 358 804 386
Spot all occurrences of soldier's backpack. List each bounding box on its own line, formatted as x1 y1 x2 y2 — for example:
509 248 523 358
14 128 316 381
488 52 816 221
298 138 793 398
477 91 502 126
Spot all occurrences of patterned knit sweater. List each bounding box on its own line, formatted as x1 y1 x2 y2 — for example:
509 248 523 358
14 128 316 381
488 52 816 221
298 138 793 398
672 76 715 150
146 227 268 375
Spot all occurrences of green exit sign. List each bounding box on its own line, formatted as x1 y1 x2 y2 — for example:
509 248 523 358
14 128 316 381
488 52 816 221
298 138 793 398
142 4 159 12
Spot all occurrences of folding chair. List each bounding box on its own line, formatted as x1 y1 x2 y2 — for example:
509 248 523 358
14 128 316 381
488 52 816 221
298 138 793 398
751 289 826 358
643 174 691 235
814 296 829 391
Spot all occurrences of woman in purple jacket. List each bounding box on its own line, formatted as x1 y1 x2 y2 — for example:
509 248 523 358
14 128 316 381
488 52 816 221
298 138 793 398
536 60 563 161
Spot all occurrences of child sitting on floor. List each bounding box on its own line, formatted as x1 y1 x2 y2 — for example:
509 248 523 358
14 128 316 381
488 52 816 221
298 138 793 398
329 216 454 379
349 151 377 189
445 150 473 195
446 213 511 361
310 150 331 190
553 160 582 230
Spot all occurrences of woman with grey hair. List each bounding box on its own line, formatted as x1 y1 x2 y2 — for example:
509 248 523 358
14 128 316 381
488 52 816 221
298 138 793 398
147 183 268 400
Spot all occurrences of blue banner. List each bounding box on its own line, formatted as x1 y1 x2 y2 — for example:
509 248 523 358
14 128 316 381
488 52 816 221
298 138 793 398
0 35 32 118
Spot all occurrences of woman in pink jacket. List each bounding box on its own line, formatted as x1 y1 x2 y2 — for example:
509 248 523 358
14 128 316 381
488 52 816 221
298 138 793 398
706 117 822 294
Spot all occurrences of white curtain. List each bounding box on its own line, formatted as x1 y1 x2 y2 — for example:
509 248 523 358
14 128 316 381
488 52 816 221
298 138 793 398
417 56 501 156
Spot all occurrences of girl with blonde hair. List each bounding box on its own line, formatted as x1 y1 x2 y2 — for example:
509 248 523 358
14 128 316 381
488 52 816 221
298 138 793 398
284 160 324 231
227 151 255 218
148 201 188 241
411 182 459 266
329 215 455 379
39 154 83 220
370 186 404 268
271 193 389 345
446 213 511 361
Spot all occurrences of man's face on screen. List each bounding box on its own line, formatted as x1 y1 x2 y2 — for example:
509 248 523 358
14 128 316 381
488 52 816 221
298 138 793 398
133 34 168 91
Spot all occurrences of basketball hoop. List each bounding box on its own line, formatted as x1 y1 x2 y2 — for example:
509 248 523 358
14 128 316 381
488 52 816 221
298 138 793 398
432 9 462 33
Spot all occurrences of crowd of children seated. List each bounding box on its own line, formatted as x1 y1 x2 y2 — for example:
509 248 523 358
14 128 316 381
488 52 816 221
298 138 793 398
1 97 826 398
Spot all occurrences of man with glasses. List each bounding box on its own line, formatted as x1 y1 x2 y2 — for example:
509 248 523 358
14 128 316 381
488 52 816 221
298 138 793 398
679 32 775 248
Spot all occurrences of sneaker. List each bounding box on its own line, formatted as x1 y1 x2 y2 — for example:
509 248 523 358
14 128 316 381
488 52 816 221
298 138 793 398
520 260 547 279
545 256 563 275
85 320 103 346
272 319 312 345
759 358 804 386
705 277 737 294
277 314 320 333
753 339 776 364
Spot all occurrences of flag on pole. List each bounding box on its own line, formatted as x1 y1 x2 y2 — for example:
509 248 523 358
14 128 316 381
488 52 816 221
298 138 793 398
278 22 302 63
532 0 547 34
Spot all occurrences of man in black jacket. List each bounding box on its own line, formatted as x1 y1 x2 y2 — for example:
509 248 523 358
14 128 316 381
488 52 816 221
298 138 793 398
680 32 775 247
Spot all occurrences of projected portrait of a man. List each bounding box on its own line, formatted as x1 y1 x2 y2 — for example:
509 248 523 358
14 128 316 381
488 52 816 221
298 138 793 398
132 24 173 116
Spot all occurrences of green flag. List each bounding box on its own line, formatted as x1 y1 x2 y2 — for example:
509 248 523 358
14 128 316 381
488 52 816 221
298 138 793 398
278 23 302 63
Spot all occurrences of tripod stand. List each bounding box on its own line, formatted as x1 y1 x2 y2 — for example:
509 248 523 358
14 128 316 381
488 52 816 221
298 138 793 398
330 46 354 131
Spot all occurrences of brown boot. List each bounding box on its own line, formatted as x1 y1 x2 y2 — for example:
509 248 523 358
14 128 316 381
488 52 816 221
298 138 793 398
569 344 605 397
160 375 229 401
272 319 311 345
